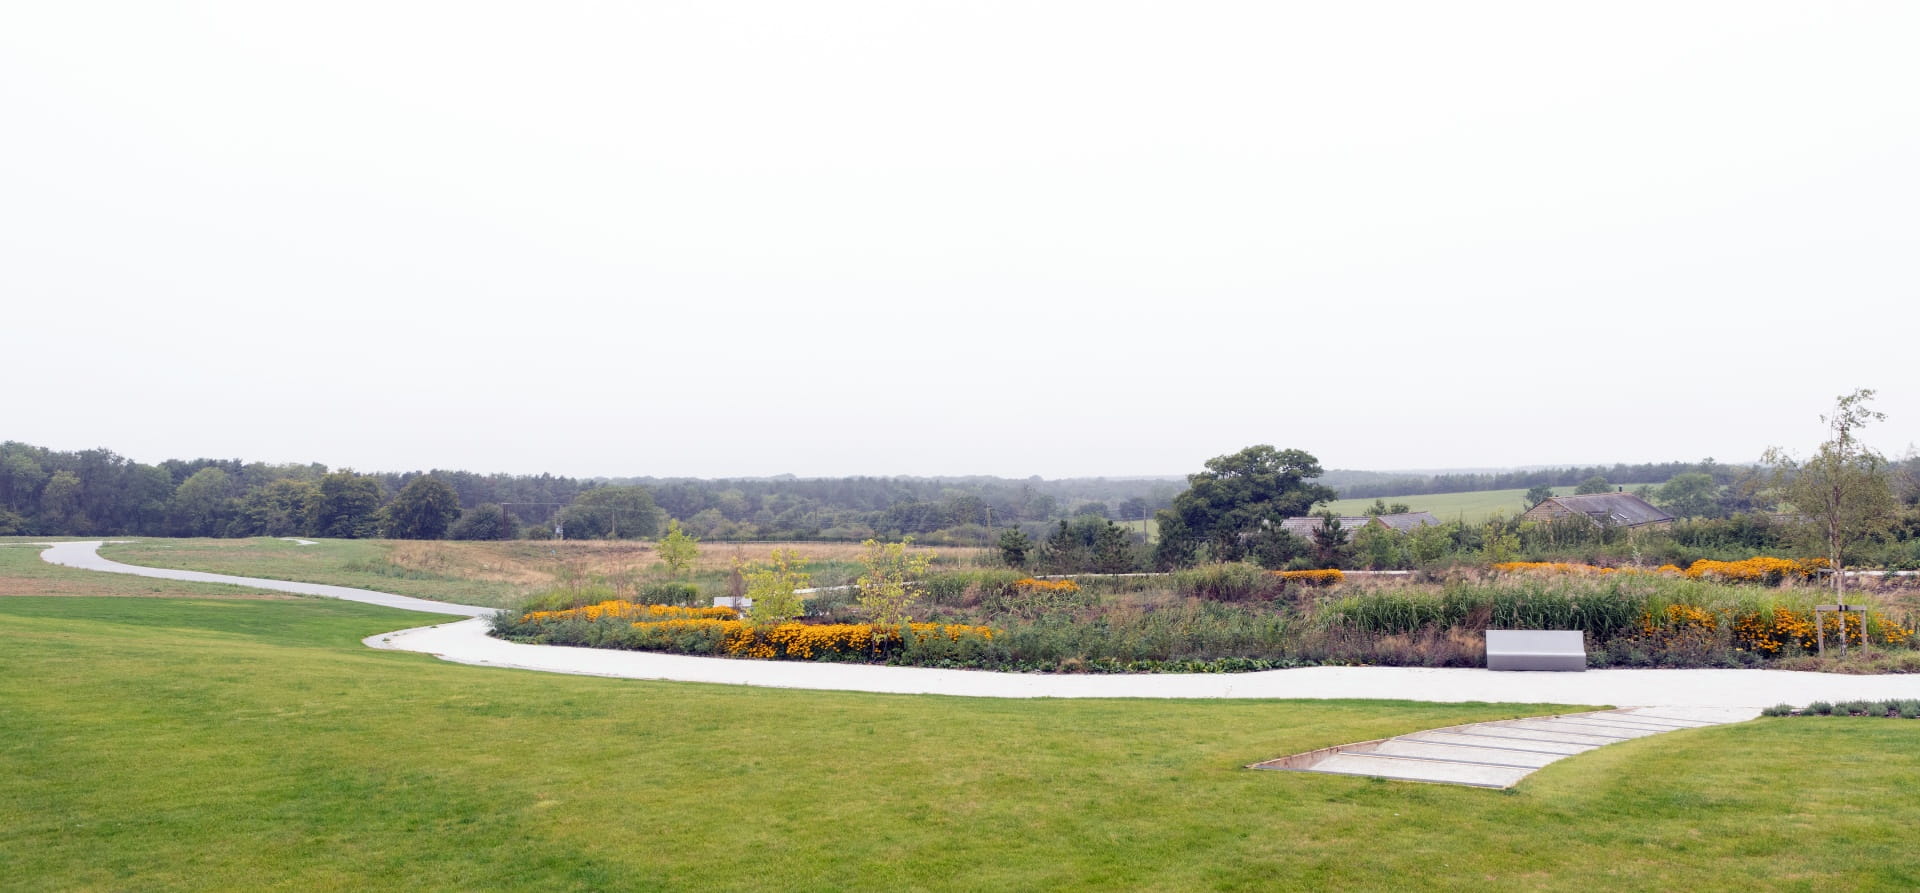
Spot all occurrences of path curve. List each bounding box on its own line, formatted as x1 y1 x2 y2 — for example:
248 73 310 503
36 541 1920 707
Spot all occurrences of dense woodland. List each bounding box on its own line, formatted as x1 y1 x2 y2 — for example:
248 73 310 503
0 440 1182 544
6 438 1917 570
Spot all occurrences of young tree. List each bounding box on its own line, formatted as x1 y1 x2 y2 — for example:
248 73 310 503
1365 498 1410 516
745 548 810 624
383 475 462 539
1481 518 1521 564
656 519 701 577
1351 523 1406 569
856 537 932 625
1524 484 1556 509
1574 475 1612 495
997 528 1033 568
1407 521 1454 565
1309 512 1351 568
1765 389 1897 599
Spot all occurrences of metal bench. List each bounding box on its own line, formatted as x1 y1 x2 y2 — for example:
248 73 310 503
1485 630 1587 671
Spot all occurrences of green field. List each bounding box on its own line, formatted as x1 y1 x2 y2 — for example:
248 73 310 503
5 545 1920 889
1122 485 1651 531
1324 487 1580 524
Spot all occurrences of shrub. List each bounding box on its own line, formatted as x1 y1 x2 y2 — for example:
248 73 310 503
636 582 701 605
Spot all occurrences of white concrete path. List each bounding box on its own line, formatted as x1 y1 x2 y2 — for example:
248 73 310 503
1255 707 1758 788
34 541 1920 707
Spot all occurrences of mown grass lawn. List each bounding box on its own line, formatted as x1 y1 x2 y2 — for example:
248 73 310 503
91 538 989 609
95 537 523 606
3 582 1919 892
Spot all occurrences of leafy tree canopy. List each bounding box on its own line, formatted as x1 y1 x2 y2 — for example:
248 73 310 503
384 476 462 540
1655 472 1722 519
450 503 514 541
313 471 384 539
558 485 662 539
1158 445 1336 565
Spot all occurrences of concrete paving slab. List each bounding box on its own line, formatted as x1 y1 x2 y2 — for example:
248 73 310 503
1366 740 1564 768
1402 730 1595 755
1255 708 1754 789
1497 719 1646 739
1456 724 1624 746
1305 753 1536 788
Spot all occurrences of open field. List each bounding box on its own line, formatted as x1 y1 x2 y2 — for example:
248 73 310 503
1119 485 1639 532
94 538 991 609
4 552 1920 889
1324 487 1578 524
0 543 295 600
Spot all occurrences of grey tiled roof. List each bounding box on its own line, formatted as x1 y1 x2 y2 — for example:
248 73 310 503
1375 511 1442 532
1538 492 1674 527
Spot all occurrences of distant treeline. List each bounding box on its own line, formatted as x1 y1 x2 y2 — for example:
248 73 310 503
0 440 1183 542
1325 461 1741 499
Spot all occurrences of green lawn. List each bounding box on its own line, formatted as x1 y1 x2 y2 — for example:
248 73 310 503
98 537 524 607
4 570 1920 889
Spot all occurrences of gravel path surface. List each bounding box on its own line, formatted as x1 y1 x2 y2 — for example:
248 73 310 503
36 541 1920 707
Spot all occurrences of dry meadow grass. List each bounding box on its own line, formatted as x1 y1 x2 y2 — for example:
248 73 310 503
381 539 989 588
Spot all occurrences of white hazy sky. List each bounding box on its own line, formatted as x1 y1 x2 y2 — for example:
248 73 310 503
3 2 1916 479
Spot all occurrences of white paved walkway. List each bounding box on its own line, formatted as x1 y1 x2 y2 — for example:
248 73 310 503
35 541 1920 707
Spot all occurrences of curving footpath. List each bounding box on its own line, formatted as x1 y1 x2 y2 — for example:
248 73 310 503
34 541 1920 708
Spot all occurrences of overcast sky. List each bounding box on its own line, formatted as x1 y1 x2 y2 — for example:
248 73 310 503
3 2 1915 480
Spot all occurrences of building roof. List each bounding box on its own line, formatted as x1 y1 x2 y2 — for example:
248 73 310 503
1374 511 1442 532
1278 516 1376 540
1534 492 1674 527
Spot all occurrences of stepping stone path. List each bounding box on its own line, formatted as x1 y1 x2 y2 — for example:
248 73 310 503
1250 706 1757 789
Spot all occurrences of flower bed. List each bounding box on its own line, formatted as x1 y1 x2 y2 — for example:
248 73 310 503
495 601 995 664
521 600 740 623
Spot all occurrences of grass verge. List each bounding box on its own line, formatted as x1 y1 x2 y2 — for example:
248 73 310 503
3 592 1920 890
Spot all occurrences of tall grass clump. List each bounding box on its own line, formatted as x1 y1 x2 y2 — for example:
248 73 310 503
1322 575 1658 642
1171 563 1286 602
920 569 1029 606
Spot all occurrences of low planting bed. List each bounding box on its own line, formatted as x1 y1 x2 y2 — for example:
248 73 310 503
489 561 1920 674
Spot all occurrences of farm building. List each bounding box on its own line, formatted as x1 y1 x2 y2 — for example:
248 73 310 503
1278 516 1374 540
1521 492 1673 529
1373 511 1442 532
1278 512 1442 539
